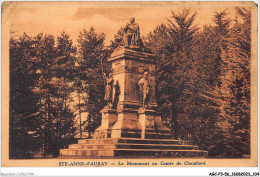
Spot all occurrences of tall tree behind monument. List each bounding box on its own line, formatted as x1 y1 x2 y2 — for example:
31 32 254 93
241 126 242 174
77 27 109 137
146 8 251 157
32 33 78 156
205 8 251 157
51 32 78 155
109 28 124 51
146 9 199 139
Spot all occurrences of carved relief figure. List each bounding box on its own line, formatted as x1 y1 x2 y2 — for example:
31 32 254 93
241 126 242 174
112 80 120 108
138 71 150 107
123 17 141 48
104 73 114 108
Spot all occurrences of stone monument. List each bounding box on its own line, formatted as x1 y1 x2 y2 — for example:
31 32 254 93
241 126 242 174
60 18 207 157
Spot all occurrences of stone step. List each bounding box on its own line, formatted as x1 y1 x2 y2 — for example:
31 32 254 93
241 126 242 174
60 138 207 157
78 139 118 144
60 148 207 157
117 138 184 145
78 138 184 145
60 148 114 156
69 144 116 149
114 149 208 157
116 143 198 150
69 143 198 150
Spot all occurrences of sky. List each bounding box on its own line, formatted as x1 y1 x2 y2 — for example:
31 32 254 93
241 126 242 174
5 1 241 45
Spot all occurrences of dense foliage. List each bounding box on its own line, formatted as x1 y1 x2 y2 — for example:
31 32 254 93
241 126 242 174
146 8 251 157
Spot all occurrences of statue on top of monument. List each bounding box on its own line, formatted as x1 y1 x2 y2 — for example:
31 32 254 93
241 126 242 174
123 17 141 48
138 71 150 108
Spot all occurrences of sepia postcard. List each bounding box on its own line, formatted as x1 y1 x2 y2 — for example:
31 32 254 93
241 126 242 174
1 1 258 170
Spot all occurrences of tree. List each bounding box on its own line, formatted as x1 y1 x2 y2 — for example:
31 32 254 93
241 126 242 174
109 28 124 51
205 8 251 157
32 34 59 156
51 31 78 154
10 32 78 158
147 9 199 140
147 8 251 158
186 10 232 153
9 33 40 158
77 27 108 137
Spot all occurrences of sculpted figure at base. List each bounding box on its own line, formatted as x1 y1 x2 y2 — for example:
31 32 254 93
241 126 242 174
104 73 114 108
112 80 120 108
123 17 141 48
138 71 150 108
104 73 120 108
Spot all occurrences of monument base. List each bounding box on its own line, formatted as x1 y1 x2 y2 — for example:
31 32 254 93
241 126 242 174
60 107 207 158
60 138 208 157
